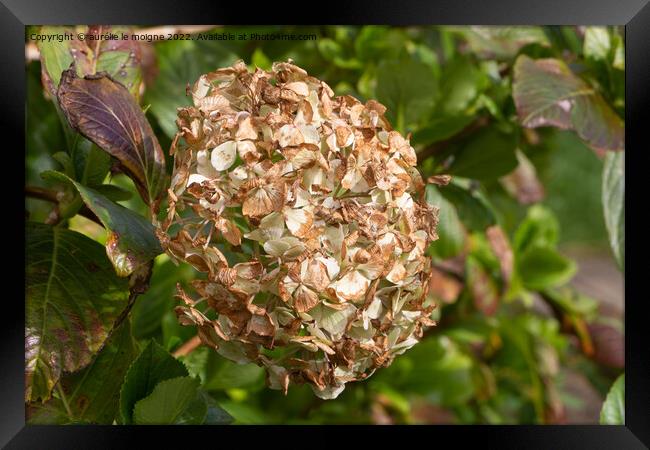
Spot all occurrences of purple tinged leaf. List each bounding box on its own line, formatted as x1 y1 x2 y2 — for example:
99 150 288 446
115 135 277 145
57 69 166 209
512 55 624 153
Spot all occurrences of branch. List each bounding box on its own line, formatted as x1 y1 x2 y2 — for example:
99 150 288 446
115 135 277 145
172 335 202 357
25 185 103 227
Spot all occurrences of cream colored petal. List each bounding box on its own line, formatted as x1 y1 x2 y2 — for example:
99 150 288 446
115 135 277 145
277 124 304 147
284 206 314 238
334 270 370 302
187 173 209 187
211 141 237 171
284 81 309 97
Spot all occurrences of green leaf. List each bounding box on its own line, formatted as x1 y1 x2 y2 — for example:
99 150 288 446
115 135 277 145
447 127 518 181
376 58 438 133
133 377 205 425
517 246 576 290
602 151 624 270
145 39 240 138
512 55 624 152
119 340 189 424
374 335 475 406
25 222 130 402
70 180 162 277
202 353 265 391
439 180 497 231
27 320 138 424
426 185 465 259
37 26 74 95
583 27 611 62
412 114 474 149
131 255 196 340
57 69 166 207
513 205 560 253
600 374 624 425
448 26 549 60
217 399 269 425
37 25 142 98
437 56 489 116
200 390 234 424
26 62 65 183
354 26 407 63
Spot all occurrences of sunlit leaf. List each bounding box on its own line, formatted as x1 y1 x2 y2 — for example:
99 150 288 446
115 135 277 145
600 374 624 425
119 340 189 424
25 222 130 402
133 376 205 425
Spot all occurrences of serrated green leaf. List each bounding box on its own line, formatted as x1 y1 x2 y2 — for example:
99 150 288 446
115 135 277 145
25 222 130 402
602 151 624 270
119 340 189 424
600 374 624 424
133 377 205 425
27 320 138 424
512 55 624 152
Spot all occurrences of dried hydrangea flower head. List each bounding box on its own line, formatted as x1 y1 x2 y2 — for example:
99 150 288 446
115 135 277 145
160 60 439 399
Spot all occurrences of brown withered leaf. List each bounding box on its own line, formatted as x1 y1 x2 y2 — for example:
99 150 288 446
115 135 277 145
467 256 499 316
427 174 452 186
57 69 166 209
499 150 545 204
486 225 514 289
428 268 463 304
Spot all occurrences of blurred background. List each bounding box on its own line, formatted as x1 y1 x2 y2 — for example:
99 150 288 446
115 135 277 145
25 25 624 424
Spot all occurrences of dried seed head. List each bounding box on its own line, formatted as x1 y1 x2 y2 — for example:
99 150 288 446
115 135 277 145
163 60 439 399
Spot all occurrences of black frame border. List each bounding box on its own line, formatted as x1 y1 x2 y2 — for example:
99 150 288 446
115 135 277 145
5 0 648 447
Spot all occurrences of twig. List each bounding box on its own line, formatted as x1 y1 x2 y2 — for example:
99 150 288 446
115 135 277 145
173 335 202 357
25 185 103 227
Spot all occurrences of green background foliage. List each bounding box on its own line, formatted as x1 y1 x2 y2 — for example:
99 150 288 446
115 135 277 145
25 25 624 425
